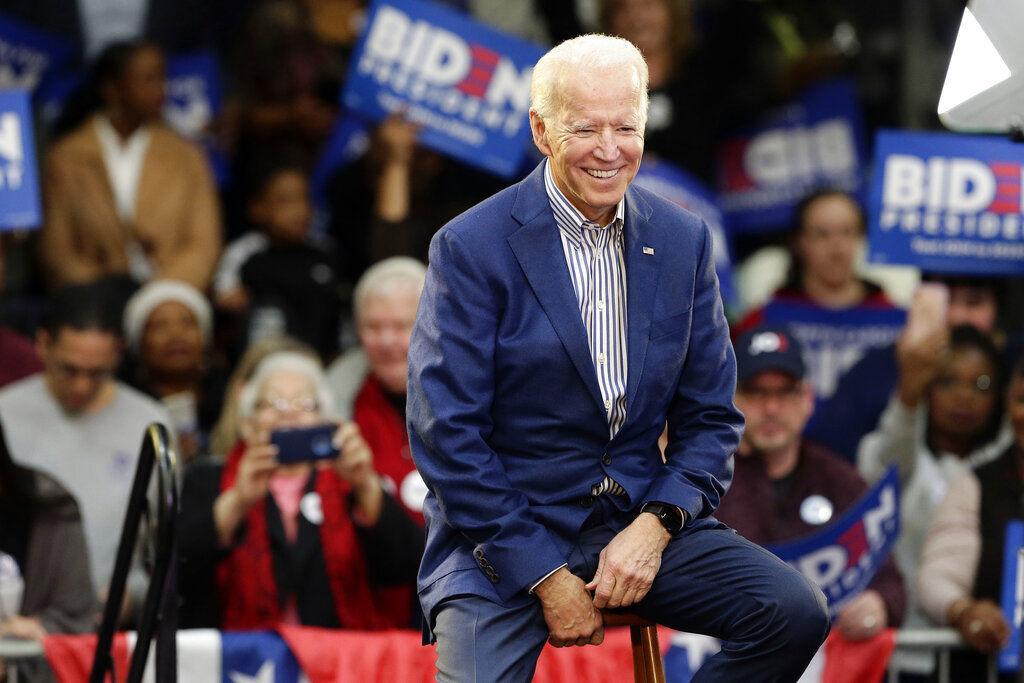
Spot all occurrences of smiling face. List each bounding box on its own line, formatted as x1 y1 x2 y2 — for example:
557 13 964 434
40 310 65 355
530 65 644 225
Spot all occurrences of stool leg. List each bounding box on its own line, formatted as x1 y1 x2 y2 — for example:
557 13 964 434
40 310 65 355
630 624 646 682
638 624 666 683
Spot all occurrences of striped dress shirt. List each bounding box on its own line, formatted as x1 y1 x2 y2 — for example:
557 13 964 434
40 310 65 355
543 161 627 498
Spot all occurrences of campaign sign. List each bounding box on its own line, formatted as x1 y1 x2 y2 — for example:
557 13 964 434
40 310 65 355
755 300 906 407
164 51 221 141
716 79 866 234
867 130 1024 275
0 11 75 93
342 0 544 178
0 89 41 230
999 520 1024 671
164 51 229 186
768 465 900 616
634 158 736 307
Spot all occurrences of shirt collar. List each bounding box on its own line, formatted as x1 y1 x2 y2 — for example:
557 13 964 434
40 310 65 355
93 114 152 153
543 159 625 249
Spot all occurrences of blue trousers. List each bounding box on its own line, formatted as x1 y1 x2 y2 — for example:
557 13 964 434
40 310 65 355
433 511 830 682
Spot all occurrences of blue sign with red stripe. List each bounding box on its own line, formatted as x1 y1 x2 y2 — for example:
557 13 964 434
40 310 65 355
768 465 900 616
342 0 544 178
867 130 1024 275
715 79 867 234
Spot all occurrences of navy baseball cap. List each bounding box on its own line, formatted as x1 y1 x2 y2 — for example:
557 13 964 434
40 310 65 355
734 325 806 384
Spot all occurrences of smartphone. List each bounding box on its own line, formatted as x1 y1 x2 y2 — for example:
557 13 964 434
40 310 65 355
270 424 340 464
904 282 949 346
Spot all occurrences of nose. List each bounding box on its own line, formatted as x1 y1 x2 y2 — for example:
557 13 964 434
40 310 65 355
593 129 620 162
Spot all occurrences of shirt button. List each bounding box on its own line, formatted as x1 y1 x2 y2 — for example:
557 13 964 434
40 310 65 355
602 452 612 466
604 399 611 409
597 352 606 365
597 300 605 312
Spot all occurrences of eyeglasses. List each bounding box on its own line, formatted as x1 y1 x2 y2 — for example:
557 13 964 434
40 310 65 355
256 396 320 414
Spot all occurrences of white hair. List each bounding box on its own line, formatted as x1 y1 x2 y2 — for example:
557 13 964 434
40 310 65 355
353 257 427 322
530 34 649 128
237 351 336 419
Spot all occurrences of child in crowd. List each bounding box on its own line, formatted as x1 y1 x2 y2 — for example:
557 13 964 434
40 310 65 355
213 153 342 361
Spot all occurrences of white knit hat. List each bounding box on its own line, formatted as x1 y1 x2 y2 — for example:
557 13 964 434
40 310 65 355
122 279 213 353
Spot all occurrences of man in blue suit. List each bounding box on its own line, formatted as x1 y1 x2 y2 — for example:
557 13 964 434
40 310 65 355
407 34 829 681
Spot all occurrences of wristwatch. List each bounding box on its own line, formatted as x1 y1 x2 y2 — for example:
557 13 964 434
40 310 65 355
641 501 685 534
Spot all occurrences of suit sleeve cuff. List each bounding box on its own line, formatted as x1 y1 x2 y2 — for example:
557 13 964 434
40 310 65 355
529 563 569 594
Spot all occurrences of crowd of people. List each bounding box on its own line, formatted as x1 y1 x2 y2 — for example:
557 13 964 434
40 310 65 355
0 0 1020 681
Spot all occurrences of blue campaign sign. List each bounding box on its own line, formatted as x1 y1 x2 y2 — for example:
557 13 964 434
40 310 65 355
342 0 544 178
999 520 1024 672
0 11 75 94
715 79 867 234
634 158 736 308
867 130 1024 275
0 89 41 230
164 51 222 140
164 51 229 187
768 465 900 616
756 300 906 407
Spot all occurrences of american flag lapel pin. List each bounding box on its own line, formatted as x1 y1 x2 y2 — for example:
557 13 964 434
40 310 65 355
642 246 655 255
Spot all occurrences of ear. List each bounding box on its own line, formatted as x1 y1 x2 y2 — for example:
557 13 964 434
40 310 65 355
800 381 815 419
529 110 552 157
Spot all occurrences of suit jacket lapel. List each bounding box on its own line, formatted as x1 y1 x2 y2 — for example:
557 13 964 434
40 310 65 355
623 187 660 415
507 165 606 415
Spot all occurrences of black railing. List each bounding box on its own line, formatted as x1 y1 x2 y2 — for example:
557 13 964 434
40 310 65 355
89 423 179 683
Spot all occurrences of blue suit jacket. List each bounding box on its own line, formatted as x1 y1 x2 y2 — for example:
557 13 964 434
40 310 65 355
407 162 744 627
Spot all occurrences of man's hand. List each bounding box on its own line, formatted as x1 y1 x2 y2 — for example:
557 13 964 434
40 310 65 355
534 567 604 647
835 589 887 641
586 512 670 609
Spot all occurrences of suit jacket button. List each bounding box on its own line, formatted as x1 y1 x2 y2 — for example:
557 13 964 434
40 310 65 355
601 452 612 466
488 572 500 584
579 496 594 508
473 548 485 560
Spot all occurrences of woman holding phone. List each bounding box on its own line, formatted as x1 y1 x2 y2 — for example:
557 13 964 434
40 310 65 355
177 352 422 630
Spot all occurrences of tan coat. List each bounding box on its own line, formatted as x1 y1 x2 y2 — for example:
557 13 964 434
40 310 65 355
40 116 222 290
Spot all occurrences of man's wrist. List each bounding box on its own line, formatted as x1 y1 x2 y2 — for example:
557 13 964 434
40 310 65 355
640 501 685 534
531 564 570 598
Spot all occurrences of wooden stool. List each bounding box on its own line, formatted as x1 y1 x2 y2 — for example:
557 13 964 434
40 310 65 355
602 611 666 683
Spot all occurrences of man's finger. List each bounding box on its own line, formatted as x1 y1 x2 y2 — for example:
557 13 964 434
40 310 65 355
604 566 631 608
619 583 641 609
592 572 616 608
589 624 605 646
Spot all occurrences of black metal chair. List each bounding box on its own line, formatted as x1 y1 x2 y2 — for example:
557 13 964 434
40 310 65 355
90 423 180 683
